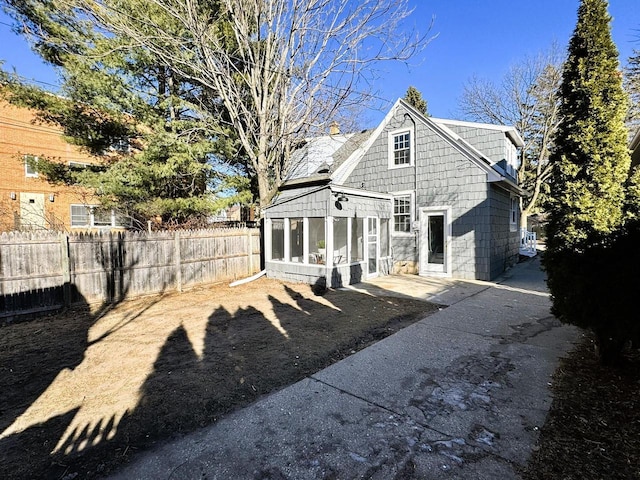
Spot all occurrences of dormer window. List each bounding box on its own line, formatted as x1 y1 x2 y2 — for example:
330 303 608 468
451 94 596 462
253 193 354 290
388 126 414 169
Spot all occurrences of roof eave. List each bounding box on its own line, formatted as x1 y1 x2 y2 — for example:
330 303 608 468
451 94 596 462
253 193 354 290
489 176 527 196
279 174 332 189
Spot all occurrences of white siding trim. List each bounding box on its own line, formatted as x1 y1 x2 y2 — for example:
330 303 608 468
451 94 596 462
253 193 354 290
418 205 453 278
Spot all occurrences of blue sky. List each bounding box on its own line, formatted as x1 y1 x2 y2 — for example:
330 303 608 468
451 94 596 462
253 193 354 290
0 0 638 126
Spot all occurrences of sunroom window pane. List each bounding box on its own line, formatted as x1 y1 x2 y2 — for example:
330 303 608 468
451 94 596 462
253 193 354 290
380 218 389 256
308 217 325 264
271 219 284 261
289 218 304 263
350 217 363 262
333 217 348 264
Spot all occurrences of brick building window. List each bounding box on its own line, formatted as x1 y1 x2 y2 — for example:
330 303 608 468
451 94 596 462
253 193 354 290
71 205 123 228
24 155 38 177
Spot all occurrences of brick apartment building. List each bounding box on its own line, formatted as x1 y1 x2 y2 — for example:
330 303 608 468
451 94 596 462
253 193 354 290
0 99 122 232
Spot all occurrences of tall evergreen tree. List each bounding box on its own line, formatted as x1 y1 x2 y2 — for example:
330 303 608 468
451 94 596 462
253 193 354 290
543 0 633 363
1 0 250 229
546 0 630 250
3 0 426 214
403 85 428 115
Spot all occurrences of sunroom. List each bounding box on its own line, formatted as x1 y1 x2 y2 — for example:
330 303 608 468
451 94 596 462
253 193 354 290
264 184 393 288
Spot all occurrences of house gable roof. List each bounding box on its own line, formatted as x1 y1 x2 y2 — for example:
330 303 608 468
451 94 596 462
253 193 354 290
332 98 524 194
429 117 525 148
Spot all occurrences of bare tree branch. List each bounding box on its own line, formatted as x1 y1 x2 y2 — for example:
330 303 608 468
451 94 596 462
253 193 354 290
459 45 564 228
75 0 431 210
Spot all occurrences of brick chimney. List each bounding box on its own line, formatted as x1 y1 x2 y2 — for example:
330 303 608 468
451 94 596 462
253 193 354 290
329 121 340 135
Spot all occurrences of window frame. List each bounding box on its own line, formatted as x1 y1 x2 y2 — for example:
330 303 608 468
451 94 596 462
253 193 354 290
388 125 415 169
70 204 123 229
288 217 304 263
269 218 285 261
392 191 415 236
24 155 39 178
505 142 519 179
68 161 90 169
510 196 519 232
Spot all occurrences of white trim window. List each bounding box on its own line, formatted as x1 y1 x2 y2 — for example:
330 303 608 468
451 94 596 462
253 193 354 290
505 142 519 179
24 154 39 178
270 218 285 261
388 126 415 169
71 204 124 228
510 196 518 232
392 192 414 235
69 161 90 169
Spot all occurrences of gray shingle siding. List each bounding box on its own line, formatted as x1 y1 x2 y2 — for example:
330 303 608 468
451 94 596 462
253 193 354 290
343 104 501 280
267 187 390 220
267 187 329 218
489 185 519 279
267 100 522 283
266 262 364 288
442 124 508 163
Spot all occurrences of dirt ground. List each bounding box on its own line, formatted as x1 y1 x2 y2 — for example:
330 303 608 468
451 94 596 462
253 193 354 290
522 333 640 480
0 277 439 479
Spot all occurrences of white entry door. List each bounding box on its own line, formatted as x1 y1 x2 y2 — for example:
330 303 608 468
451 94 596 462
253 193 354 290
419 207 450 276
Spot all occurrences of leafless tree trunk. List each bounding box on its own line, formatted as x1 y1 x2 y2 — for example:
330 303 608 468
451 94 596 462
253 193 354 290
75 0 430 211
459 47 563 229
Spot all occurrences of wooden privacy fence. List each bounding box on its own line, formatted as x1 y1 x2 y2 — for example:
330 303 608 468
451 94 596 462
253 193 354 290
0 228 261 318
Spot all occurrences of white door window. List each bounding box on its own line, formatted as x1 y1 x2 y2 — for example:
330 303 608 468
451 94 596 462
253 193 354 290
419 207 451 277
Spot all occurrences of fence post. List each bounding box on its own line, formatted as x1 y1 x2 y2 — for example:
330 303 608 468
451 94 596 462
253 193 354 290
175 231 182 292
247 228 253 274
59 233 72 307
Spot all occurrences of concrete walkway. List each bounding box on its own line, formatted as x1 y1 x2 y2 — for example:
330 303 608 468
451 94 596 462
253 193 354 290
109 257 579 479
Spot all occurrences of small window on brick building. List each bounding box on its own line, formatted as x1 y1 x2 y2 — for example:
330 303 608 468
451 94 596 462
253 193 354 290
24 155 38 178
71 204 124 228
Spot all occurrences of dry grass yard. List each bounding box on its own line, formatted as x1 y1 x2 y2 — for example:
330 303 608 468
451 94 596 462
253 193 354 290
0 277 438 479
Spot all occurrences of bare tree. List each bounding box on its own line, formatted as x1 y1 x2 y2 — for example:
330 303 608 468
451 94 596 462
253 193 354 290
625 49 640 131
459 47 564 229
70 0 429 211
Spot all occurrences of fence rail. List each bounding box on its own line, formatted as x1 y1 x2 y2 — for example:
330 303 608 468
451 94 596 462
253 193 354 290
0 228 261 319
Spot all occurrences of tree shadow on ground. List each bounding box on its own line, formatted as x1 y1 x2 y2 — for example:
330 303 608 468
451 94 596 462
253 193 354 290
0 284 103 479
0 243 152 479
0 279 437 479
